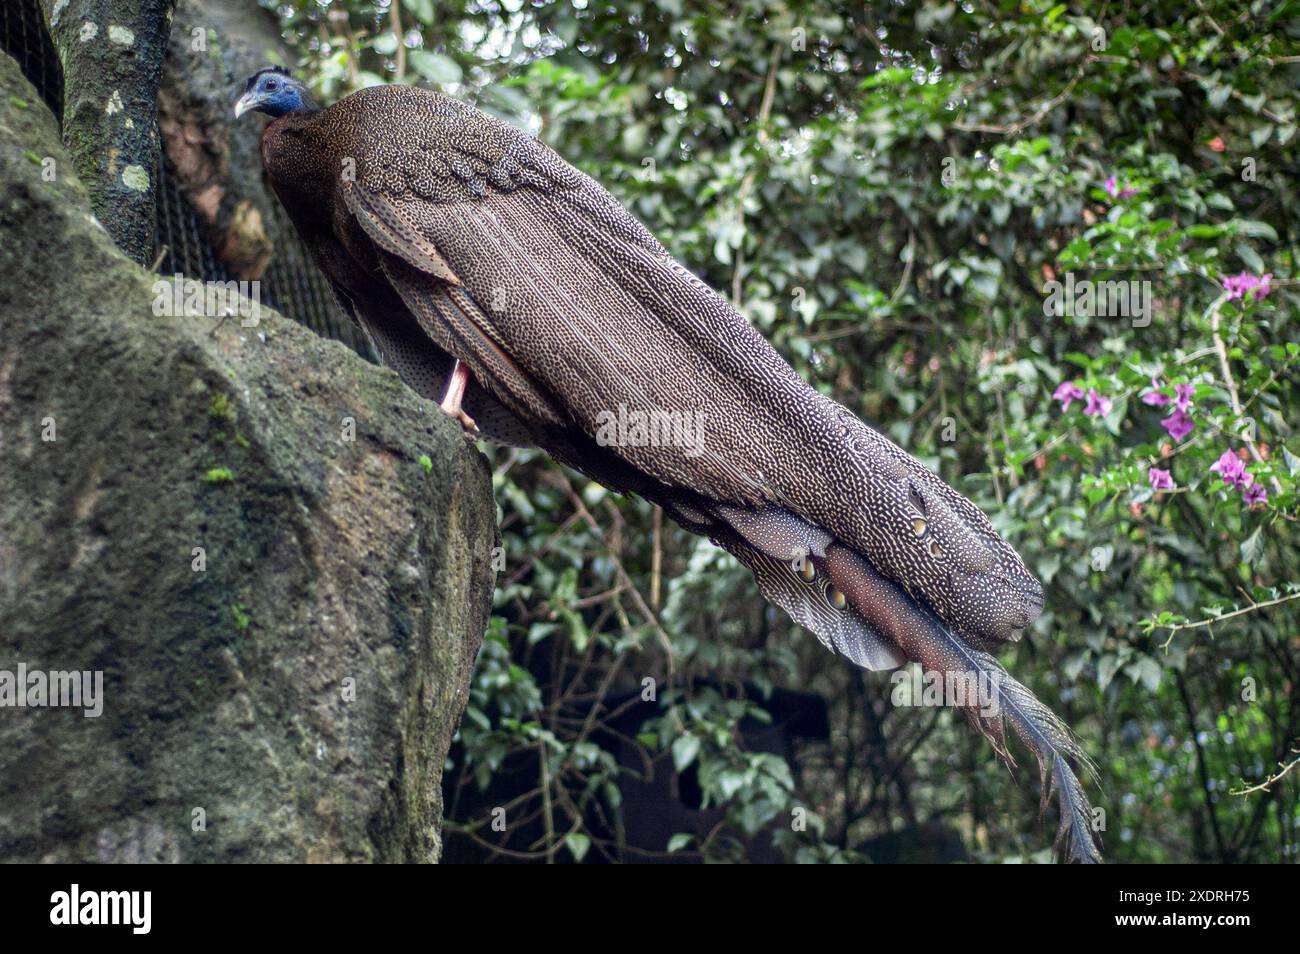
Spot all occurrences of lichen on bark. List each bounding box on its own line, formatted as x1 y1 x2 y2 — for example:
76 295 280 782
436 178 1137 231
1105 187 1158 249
40 0 176 264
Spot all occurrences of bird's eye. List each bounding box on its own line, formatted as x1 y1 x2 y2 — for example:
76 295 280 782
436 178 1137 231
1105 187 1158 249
266 80 278 90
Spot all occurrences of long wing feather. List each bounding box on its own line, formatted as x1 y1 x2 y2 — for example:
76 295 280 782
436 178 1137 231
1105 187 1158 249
327 85 1044 649
659 493 1099 858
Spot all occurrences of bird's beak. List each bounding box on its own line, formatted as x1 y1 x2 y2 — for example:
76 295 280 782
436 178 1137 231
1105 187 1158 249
233 91 258 119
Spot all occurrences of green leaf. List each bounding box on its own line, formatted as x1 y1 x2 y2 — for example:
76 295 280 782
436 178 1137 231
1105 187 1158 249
564 832 590 862
717 769 748 800
970 273 999 299
1233 219 1279 242
1135 657 1162 693
671 734 700 773
666 833 693 853
1098 654 1120 691
1235 242 1265 274
1240 527 1265 564
406 0 435 25
409 50 462 86
1282 446 1300 477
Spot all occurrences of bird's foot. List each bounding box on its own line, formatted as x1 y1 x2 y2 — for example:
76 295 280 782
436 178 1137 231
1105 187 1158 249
444 406 479 436
438 359 477 436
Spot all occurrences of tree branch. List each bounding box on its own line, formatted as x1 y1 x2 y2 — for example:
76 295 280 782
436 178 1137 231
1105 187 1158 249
41 0 176 264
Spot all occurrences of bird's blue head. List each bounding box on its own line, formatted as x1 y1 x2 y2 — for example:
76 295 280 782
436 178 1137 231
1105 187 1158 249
234 67 318 120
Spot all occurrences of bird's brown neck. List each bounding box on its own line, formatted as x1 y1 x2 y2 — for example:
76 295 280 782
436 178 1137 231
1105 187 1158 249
260 113 334 221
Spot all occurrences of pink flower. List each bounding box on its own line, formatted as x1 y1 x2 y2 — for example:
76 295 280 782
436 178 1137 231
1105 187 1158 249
1141 377 1171 405
1149 468 1174 491
1210 450 1247 487
1053 380 1086 411
1162 409 1194 442
1146 380 1193 412
1242 480 1268 507
1084 389 1112 417
1103 174 1138 199
1223 272 1273 301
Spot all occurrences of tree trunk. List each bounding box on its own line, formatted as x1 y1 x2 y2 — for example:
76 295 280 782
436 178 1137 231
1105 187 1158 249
40 0 175 264
156 0 289 280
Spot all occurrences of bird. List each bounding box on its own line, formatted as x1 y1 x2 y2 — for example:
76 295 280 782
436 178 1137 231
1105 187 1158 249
235 66 1103 862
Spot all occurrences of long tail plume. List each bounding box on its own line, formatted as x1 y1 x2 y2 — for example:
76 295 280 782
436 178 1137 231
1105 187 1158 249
951 646 1102 863
821 544 1103 863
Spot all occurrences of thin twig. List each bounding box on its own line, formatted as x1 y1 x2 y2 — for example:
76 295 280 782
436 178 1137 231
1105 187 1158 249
952 60 1089 136
888 230 915 305
389 0 406 83
1156 590 1300 645
1231 748 1300 796
1209 294 1283 494
731 42 782 306
650 505 663 610
549 470 676 675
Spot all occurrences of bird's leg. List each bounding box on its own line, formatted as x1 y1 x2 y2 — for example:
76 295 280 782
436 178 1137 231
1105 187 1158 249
439 360 479 434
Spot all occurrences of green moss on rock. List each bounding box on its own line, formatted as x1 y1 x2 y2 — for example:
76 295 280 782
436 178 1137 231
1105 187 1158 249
0 53 498 864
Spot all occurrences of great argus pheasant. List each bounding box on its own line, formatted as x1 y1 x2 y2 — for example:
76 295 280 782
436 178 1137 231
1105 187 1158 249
235 66 1103 862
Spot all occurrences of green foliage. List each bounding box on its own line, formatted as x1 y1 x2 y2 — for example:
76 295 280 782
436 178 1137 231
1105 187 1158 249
279 0 1300 862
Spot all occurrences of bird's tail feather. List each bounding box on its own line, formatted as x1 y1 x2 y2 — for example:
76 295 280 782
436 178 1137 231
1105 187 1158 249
662 497 1101 861
954 646 1103 864
821 543 1103 863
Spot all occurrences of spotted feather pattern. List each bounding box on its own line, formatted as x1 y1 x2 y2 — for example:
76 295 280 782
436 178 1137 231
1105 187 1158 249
259 83 1043 647
255 81 1095 858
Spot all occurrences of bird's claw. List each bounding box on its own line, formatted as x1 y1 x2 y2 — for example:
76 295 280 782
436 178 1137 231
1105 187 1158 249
448 407 479 436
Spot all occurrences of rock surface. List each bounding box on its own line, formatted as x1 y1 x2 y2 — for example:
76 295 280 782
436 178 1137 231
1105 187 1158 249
0 52 498 863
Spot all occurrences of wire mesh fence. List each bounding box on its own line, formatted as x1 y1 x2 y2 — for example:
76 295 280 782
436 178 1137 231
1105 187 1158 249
1 0 372 360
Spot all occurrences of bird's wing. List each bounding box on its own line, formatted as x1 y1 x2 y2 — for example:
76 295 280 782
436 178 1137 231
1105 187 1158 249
331 86 1042 649
326 272 537 447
